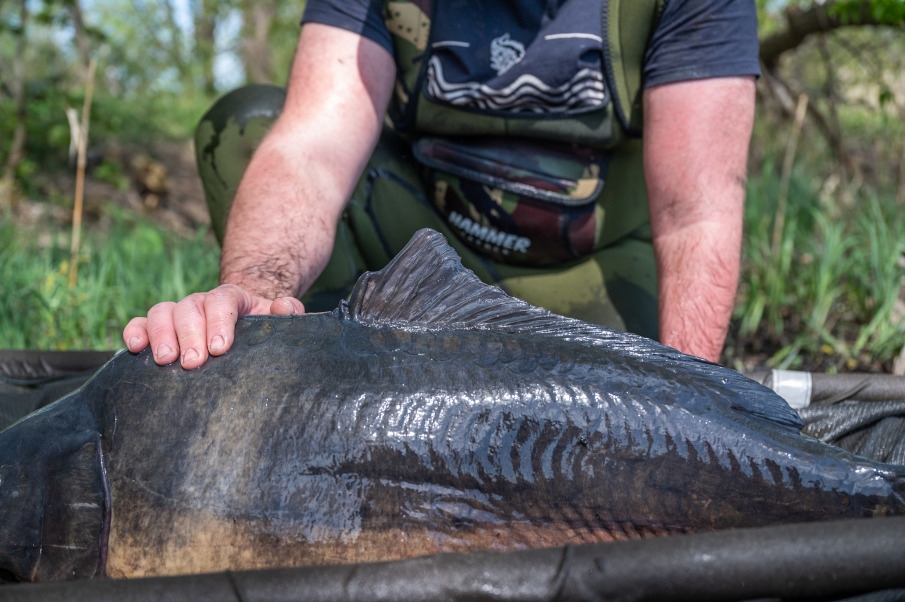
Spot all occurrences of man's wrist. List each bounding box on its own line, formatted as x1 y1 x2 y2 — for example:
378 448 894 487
219 257 304 302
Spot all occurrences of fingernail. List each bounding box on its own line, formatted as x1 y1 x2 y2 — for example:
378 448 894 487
127 336 141 351
210 335 225 353
182 347 199 364
155 343 174 361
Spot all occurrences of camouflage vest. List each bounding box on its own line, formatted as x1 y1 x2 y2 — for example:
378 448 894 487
384 0 663 265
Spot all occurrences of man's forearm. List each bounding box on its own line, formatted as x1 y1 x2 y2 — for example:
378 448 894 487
643 76 755 362
219 136 342 301
217 23 396 304
655 217 741 362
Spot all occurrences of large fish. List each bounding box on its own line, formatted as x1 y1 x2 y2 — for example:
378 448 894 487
1 229 904 582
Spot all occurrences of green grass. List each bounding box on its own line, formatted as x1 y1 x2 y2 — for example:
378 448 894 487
0 205 220 350
730 162 905 372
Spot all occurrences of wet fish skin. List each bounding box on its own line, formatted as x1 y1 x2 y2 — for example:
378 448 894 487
1 229 904 582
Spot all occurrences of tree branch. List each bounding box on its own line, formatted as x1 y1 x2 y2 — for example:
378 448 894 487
759 0 886 70
761 69 841 154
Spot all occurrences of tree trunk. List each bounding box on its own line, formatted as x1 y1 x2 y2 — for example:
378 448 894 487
0 0 29 210
162 0 192 86
241 0 277 84
67 0 92 76
193 0 219 97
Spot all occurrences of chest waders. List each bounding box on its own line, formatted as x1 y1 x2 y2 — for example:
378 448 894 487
194 0 663 339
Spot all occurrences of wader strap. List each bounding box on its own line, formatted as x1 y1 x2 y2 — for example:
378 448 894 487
605 0 663 135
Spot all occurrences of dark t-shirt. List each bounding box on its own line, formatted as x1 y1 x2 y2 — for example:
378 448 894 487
302 0 761 91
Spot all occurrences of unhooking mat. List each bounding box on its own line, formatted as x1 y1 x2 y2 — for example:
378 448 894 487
0 349 116 430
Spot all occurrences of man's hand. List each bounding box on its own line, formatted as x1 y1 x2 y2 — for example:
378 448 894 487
122 285 305 369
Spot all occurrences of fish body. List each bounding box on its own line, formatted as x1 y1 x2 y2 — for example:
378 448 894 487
1 229 904 581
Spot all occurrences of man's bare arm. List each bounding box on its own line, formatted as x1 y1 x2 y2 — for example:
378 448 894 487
123 24 396 368
643 76 756 363
220 23 396 299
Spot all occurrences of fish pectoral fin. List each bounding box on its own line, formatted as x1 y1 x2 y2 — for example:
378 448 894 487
33 436 108 581
0 436 110 583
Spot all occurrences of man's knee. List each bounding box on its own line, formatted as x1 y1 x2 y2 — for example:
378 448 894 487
196 84 287 139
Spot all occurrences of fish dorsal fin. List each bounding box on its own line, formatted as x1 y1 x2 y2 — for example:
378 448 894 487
344 229 570 333
342 229 804 433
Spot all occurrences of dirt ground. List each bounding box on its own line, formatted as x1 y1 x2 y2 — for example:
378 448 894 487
104 139 213 235
9 139 212 238
140 140 213 232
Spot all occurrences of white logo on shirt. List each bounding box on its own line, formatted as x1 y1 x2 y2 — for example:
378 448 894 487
490 33 525 76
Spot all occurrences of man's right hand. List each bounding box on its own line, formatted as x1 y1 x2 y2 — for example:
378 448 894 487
122 284 305 370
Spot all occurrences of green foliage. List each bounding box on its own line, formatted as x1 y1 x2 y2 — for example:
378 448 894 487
0 207 220 350
0 0 301 193
732 164 905 372
830 0 905 26
0 79 210 188
92 159 129 191
738 7 905 371
89 90 212 143
251 2 308 86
